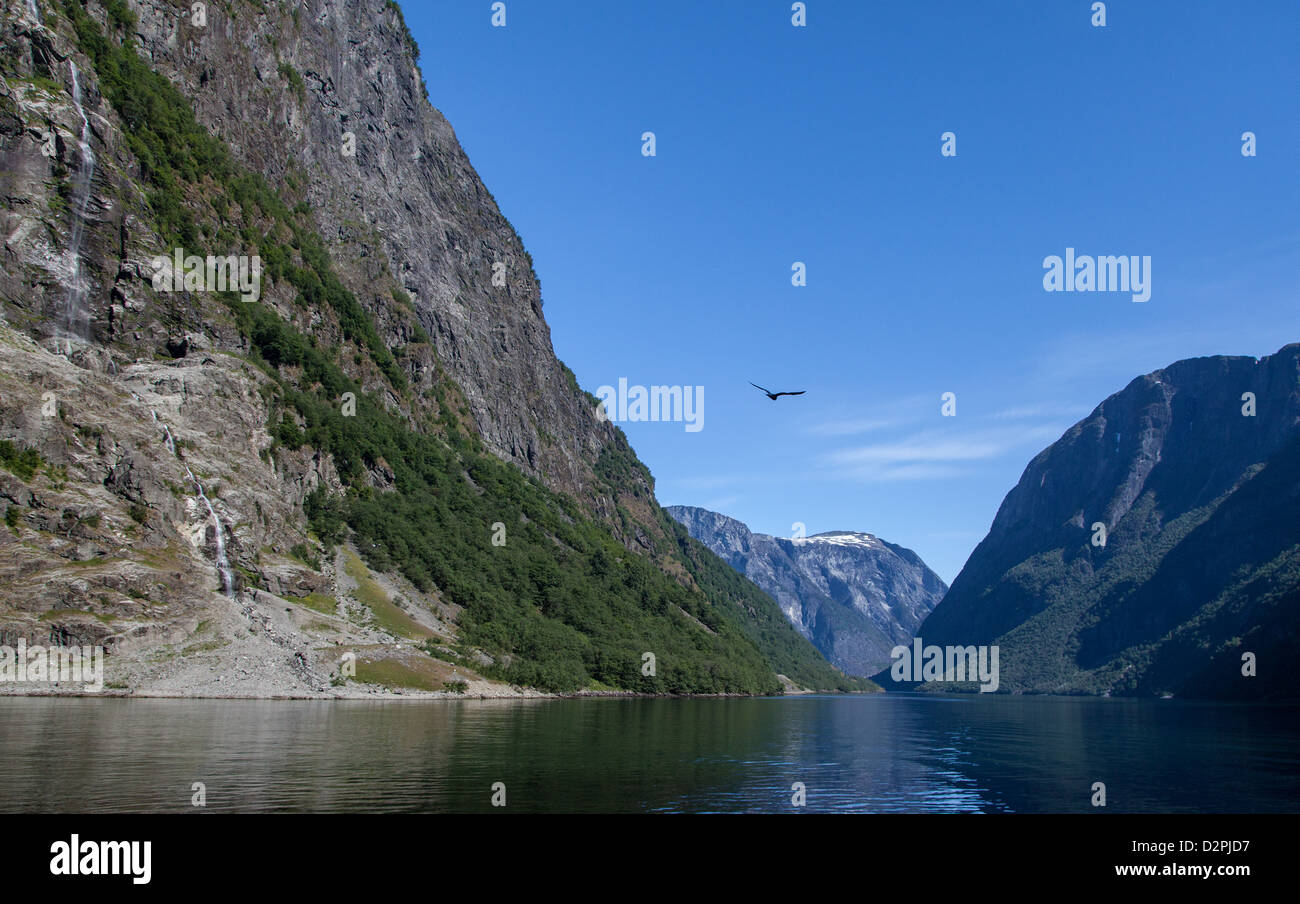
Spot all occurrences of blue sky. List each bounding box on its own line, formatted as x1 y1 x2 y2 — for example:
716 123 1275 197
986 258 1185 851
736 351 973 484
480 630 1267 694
406 1 1300 582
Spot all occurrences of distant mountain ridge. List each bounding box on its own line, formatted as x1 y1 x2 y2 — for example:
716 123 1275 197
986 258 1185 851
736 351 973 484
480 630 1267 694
667 506 947 675
913 343 1300 700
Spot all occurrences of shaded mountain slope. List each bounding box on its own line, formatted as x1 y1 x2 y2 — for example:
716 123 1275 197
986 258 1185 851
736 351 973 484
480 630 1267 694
914 344 1300 699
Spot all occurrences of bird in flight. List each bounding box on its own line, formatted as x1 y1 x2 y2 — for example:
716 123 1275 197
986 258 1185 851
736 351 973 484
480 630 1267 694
750 382 806 401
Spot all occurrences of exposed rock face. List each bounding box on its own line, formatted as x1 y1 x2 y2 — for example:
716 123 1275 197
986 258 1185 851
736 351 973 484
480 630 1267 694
2 0 638 502
0 0 602 694
119 0 623 502
667 506 947 675
917 345 1300 700
0 0 847 696
0 319 344 692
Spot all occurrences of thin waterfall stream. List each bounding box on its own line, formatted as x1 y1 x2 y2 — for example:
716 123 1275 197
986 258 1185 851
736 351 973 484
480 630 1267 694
62 60 96 347
153 412 235 599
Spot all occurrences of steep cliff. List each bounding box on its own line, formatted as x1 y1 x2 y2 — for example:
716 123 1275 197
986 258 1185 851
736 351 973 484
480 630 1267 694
916 344 1300 699
0 0 857 696
667 506 947 676
7 0 630 505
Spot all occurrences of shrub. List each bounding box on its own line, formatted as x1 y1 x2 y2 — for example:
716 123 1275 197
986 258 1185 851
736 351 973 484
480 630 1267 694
0 440 43 481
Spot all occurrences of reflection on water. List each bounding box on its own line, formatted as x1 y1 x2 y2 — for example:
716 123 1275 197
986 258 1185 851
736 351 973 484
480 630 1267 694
0 694 1296 813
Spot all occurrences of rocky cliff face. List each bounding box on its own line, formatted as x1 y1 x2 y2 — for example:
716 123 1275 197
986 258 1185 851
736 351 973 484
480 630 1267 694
0 0 850 697
667 506 947 675
4 0 633 504
917 344 1300 699
118 0 620 502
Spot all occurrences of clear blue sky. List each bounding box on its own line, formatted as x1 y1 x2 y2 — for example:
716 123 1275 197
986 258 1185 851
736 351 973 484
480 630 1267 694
406 1 1300 583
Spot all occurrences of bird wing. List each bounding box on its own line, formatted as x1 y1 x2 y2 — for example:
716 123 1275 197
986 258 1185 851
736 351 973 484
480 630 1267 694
773 391 806 397
749 382 771 394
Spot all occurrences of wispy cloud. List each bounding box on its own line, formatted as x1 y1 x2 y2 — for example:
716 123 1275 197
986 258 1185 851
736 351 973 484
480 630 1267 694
986 403 1091 421
859 463 971 482
821 424 1066 483
806 416 904 437
827 436 1006 464
701 494 741 512
1029 326 1292 390
805 393 933 437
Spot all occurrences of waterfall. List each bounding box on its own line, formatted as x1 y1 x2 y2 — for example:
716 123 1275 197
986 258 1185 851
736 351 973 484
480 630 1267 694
26 0 41 23
62 60 97 347
155 414 236 599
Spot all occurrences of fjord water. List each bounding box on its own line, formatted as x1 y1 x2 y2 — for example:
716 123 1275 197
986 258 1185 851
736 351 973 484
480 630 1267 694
1 695 1296 813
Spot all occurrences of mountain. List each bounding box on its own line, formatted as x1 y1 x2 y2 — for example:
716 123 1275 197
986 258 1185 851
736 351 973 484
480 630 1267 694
667 506 947 676
0 0 863 696
913 344 1300 700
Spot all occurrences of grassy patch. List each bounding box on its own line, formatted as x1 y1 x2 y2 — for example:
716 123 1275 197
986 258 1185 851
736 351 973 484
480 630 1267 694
342 550 429 638
286 592 337 615
39 608 115 623
66 556 108 569
181 639 228 655
353 656 439 691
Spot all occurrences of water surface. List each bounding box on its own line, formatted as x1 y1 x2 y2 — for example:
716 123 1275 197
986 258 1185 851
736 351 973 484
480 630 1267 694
0 694 1295 812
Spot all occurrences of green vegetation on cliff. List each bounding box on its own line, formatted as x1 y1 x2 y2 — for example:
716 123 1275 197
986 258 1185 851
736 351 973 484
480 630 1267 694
63 0 863 695
917 353 1300 700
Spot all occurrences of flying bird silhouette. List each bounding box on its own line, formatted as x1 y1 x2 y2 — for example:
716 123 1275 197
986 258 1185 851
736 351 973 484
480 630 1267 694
750 382 806 401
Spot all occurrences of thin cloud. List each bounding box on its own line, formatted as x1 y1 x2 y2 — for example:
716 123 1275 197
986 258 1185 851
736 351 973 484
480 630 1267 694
806 416 904 437
805 393 933 437
1029 326 1292 389
848 463 970 483
987 403 1091 421
701 494 741 512
827 437 1007 464
821 424 1067 483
